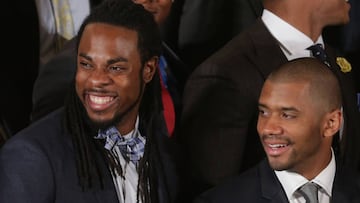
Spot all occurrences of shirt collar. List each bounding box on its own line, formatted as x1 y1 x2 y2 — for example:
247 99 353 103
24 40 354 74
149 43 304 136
261 9 324 60
275 149 336 200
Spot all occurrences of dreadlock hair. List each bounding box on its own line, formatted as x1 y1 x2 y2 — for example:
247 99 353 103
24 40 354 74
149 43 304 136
63 0 163 202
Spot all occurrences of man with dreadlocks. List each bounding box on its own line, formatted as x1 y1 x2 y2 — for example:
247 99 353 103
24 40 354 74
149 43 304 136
0 0 179 202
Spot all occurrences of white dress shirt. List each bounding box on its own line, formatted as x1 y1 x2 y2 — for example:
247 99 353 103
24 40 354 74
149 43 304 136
261 9 324 61
275 149 336 203
110 116 144 203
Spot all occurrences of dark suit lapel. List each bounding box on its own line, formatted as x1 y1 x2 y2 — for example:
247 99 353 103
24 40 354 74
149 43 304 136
153 119 180 203
325 46 360 168
92 152 119 203
331 164 360 202
248 0 264 17
246 20 288 80
259 160 289 203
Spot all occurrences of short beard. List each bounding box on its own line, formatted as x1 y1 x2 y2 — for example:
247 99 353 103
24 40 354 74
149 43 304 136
82 81 144 132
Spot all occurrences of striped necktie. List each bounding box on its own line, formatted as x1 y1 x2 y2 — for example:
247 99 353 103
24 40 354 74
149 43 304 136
52 0 75 50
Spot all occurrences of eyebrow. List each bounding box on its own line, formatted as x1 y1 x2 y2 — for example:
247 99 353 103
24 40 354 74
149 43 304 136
78 53 128 65
258 103 299 112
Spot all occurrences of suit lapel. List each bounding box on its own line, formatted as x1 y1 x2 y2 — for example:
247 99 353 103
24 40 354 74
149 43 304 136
259 160 289 203
246 20 288 80
248 0 263 17
331 164 360 202
325 45 360 168
92 152 119 203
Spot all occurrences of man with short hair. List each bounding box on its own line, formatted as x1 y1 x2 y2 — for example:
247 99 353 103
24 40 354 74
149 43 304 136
194 58 360 203
180 0 360 199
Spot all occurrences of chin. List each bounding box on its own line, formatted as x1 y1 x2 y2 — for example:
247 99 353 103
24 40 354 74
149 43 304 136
268 158 290 171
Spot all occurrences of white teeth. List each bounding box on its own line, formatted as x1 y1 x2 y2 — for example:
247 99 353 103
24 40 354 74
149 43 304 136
89 95 113 104
269 144 287 148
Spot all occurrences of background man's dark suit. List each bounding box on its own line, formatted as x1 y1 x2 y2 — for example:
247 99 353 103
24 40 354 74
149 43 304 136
175 0 263 70
194 159 360 203
180 19 360 199
0 108 178 203
324 0 360 92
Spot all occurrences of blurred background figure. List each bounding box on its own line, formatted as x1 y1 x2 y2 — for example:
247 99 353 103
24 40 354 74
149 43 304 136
35 0 103 69
165 0 263 71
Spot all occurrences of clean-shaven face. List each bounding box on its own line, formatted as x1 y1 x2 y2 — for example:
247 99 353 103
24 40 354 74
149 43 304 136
257 80 327 175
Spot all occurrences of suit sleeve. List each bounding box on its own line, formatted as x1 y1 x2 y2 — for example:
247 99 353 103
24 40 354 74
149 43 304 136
0 137 54 202
179 60 262 198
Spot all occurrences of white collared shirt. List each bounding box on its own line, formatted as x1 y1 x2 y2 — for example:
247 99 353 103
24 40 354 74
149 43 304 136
110 116 144 203
275 149 336 203
261 9 324 61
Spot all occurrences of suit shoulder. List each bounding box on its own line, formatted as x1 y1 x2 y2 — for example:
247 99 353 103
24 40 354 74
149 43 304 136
1 108 68 153
195 164 261 202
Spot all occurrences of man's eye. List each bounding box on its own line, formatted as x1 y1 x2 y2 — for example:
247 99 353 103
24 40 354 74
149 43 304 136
258 109 269 117
281 113 295 119
109 66 126 72
79 61 92 69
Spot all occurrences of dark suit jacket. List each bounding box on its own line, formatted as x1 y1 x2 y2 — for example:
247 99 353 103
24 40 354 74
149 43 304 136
177 0 263 70
0 108 179 203
180 19 360 200
194 159 360 203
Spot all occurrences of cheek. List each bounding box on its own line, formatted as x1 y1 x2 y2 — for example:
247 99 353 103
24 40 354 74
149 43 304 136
75 71 86 93
117 76 143 97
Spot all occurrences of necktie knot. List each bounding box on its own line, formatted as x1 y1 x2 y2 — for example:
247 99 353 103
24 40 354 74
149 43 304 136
95 126 145 164
297 182 319 203
307 44 330 67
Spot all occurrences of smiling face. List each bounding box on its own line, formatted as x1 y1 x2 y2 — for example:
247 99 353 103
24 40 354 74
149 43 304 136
257 80 333 177
75 23 156 133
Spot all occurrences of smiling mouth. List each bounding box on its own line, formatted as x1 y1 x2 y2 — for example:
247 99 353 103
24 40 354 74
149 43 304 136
89 95 114 104
87 94 117 112
268 143 289 149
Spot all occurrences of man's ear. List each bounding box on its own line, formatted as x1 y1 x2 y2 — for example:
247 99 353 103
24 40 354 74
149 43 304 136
143 56 158 83
323 109 342 138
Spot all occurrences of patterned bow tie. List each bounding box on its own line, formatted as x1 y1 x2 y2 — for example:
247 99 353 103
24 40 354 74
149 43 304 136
95 126 145 164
